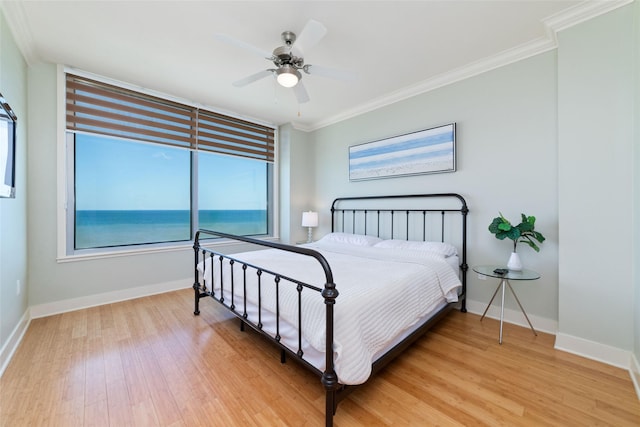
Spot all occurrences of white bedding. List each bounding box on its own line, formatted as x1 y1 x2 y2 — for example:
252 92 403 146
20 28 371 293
198 240 462 385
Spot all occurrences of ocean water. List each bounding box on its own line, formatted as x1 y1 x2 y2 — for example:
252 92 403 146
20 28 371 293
75 210 267 249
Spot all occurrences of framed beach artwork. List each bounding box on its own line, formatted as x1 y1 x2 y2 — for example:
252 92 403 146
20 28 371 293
349 123 456 181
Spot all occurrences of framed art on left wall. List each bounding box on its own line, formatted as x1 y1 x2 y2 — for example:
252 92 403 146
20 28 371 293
0 92 17 198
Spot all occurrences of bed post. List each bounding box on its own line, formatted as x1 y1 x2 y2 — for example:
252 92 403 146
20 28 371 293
321 279 339 427
460 197 469 313
193 231 201 315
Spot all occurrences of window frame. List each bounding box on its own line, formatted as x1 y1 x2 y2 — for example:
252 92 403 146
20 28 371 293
57 67 279 260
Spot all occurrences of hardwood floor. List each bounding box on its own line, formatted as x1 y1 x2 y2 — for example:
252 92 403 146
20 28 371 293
1 288 638 426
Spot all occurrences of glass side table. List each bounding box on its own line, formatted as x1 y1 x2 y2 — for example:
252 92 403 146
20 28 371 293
473 265 540 344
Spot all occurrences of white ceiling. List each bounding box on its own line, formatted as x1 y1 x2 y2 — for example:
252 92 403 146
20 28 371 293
0 1 625 130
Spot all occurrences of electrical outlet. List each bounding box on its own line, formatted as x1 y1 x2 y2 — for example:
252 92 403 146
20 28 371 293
16 280 21 295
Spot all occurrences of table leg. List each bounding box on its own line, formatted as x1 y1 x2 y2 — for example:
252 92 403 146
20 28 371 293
506 280 537 336
480 280 503 321
499 279 506 344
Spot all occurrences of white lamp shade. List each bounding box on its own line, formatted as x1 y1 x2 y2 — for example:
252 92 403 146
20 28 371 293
276 65 301 88
301 211 318 227
276 72 299 88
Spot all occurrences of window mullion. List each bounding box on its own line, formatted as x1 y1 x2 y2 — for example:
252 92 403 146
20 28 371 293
191 150 199 239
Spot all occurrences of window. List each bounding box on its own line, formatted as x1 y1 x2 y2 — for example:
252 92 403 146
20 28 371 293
65 73 275 254
198 151 269 236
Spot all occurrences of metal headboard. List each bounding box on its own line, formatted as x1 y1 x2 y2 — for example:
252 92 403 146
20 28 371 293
330 193 468 311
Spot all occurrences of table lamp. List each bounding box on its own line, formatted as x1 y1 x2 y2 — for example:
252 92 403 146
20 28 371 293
301 211 318 243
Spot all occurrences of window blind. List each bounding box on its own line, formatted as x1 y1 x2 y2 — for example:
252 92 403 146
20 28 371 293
66 74 275 162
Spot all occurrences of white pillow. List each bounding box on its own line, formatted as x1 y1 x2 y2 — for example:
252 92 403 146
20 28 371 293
317 232 383 246
373 239 458 257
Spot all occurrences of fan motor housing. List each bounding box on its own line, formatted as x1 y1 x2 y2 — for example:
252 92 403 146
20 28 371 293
281 31 296 45
272 45 304 68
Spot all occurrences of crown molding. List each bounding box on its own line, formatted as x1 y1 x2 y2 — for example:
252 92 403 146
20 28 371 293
300 36 556 132
295 0 634 132
544 0 633 33
0 1 38 66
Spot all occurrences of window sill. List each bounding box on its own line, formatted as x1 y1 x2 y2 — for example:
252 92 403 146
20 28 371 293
57 236 280 263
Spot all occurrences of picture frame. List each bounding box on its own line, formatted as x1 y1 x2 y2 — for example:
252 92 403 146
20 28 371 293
349 123 456 181
0 92 17 198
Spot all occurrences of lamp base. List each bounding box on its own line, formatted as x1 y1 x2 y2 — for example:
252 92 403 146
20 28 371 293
307 227 313 243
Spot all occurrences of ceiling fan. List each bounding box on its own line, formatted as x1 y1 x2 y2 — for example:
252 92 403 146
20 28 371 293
215 19 355 104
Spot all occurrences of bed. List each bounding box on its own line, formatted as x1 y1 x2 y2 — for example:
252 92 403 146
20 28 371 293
192 193 468 426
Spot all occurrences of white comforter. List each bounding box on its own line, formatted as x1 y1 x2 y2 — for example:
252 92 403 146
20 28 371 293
198 240 461 384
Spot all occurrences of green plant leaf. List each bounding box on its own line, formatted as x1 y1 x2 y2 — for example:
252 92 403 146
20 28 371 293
497 222 512 231
523 237 540 252
505 227 520 241
518 222 534 233
488 217 504 234
533 231 545 243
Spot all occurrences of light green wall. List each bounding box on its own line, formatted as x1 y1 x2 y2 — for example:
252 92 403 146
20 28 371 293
634 0 640 369
278 124 315 244
557 5 635 350
310 51 560 322
0 9 28 355
27 63 195 306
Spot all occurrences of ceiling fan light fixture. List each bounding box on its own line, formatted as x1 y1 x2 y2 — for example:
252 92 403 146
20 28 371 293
276 65 301 88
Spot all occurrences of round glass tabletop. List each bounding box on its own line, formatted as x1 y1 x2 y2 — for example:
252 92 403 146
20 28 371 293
472 265 540 280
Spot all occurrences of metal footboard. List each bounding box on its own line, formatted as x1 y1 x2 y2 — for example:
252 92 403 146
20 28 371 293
193 229 340 426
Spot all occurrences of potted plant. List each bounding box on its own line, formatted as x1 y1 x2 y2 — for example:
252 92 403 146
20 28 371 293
488 213 545 270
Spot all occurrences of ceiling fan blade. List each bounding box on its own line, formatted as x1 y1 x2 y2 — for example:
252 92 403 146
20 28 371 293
291 19 327 56
293 81 310 104
214 33 273 59
233 70 273 87
304 64 356 81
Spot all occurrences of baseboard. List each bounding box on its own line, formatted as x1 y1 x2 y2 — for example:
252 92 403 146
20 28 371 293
465 298 558 335
466 298 639 398
1 279 190 378
0 309 31 378
554 332 631 370
29 279 191 319
630 352 640 401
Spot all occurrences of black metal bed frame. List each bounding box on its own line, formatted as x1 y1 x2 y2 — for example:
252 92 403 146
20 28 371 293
193 193 468 426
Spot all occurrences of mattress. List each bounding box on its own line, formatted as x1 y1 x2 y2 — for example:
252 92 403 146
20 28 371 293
198 240 462 385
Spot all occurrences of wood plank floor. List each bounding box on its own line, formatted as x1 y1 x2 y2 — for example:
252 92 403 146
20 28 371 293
1 288 638 426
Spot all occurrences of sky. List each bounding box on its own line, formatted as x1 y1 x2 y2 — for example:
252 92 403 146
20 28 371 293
75 133 267 211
